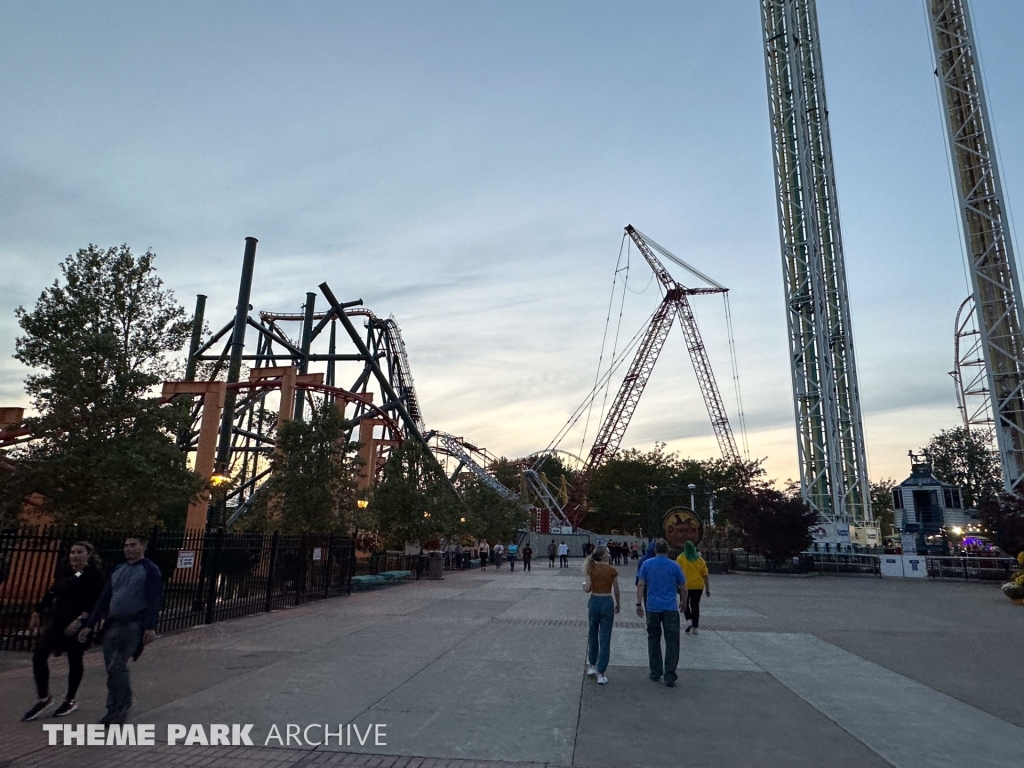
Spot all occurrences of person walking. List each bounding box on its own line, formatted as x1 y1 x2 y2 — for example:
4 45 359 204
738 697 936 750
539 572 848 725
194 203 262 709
507 541 519 572
583 546 620 685
547 540 557 568
636 539 686 687
558 541 569 568
479 540 490 570
453 542 463 570
492 542 505 571
522 543 533 572
21 542 105 721
676 541 710 634
79 536 163 725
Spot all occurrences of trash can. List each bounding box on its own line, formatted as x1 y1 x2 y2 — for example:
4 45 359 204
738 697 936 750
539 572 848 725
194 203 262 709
427 551 444 580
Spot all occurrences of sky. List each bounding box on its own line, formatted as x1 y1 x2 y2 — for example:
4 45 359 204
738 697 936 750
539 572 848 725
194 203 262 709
2 0 1023 487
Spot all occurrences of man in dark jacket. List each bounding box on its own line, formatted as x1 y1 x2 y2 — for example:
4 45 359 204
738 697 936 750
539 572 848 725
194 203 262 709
80 536 162 724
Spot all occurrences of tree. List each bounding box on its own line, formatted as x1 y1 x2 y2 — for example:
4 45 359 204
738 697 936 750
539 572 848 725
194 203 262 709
245 401 360 534
585 443 767 536
370 442 462 549
723 488 817 565
926 427 1002 509
870 479 897 537
457 476 529 546
978 494 1024 558
1 245 200 529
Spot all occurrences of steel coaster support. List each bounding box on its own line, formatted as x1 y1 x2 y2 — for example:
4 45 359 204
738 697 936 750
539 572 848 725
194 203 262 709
215 237 258 472
928 0 1024 490
761 0 872 524
293 292 316 421
523 469 571 528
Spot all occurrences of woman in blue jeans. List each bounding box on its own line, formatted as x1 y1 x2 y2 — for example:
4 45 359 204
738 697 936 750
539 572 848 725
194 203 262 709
583 545 621 685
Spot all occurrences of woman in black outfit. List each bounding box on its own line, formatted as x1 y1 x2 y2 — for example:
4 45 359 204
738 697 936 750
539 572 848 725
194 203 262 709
22 541 105 721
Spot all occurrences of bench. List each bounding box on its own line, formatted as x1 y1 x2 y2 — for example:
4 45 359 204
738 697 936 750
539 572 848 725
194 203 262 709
351 575 388 590
378 570 414 583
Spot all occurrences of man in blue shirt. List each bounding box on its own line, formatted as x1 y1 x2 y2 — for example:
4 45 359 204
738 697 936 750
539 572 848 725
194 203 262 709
636 538 686 686
80 536 162 724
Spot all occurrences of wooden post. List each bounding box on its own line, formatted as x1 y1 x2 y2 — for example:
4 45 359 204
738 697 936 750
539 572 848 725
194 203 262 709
162 381 227 531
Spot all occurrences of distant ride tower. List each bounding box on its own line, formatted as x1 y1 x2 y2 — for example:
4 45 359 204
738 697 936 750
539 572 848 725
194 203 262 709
761 0 872 525
927 0 1024 492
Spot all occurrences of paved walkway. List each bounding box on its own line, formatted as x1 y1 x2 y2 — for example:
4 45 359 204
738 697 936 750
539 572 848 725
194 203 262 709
2 561 1022 768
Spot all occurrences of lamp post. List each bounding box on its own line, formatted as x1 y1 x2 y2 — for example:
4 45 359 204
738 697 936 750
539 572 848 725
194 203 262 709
688 483 696 513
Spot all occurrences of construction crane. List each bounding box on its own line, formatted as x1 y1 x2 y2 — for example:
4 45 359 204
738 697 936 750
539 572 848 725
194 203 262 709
927 0 1024 491
761 0 872 526
562 225 741 528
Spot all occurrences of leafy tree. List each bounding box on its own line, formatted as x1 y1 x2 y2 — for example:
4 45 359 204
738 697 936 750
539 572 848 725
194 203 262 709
244 401 360 534
490 457 524 498
370 441 462 549
926 427 1002 509
978 494 1024 558
457 476 529 546
723 488 817 565
870 478 897 537
585 443 767 536
1 245 200 529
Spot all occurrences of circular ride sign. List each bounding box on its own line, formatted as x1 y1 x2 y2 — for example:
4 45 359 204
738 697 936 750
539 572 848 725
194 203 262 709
663 507 703 548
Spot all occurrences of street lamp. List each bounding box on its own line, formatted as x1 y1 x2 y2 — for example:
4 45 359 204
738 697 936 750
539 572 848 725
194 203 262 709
688 483 696 512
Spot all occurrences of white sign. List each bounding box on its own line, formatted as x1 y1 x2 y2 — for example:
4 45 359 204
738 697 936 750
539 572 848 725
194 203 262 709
901 534 917 555
879 556 903 577
811 523 835 542
313 548 323 561
176 550 196 570
903 555 927 578
835 523 850 541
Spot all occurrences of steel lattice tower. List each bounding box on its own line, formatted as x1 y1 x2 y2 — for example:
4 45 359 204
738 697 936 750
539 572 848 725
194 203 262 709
761 0 872 525
927 0 1024 491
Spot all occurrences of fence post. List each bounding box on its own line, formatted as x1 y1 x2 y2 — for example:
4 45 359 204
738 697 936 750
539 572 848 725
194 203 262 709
296 534 307 606
324 534 334 599
264 531 278 614
348 537 356 595
203 528 224 625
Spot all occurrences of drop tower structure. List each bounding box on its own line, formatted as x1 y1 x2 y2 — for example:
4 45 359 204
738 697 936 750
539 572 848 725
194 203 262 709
927 0 1024 492
761 0 872 526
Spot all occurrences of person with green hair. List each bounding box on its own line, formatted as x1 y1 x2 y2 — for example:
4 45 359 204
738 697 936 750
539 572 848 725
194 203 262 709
675 540 710 635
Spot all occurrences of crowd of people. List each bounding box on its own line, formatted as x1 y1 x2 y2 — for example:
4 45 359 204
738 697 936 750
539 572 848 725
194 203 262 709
20 535 163 726
21 531 709 725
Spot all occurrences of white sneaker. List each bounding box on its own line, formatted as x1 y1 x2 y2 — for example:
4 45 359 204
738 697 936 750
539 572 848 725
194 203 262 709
586 665 597 677
692 628 699 635
597 674 609 685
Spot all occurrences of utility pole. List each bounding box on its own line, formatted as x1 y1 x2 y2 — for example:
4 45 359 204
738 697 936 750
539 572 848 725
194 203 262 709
761 0 872 525
927 0 1024 492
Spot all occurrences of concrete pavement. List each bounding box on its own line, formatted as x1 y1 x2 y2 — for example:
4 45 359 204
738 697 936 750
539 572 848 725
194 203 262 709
2 559 1022 767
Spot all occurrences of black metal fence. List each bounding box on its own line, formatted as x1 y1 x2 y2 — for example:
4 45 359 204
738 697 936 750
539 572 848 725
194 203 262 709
707 550 1019 581
0 527 355 652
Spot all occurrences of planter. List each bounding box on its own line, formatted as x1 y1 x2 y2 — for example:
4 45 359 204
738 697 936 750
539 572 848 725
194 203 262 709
1000 581 1024 601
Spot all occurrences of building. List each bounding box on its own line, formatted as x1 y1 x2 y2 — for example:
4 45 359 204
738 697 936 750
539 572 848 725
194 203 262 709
893 451 968 553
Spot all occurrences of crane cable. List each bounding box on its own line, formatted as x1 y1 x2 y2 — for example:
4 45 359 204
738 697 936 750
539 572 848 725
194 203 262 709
542 307 658 458
579 234 630 459
723 293 750 460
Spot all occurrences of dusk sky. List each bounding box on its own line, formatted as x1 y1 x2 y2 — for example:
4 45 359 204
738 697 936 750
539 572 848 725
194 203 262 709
2 1 1023 486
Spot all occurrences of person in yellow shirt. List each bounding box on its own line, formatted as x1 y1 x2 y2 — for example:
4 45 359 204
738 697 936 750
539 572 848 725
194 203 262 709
676 541 710 635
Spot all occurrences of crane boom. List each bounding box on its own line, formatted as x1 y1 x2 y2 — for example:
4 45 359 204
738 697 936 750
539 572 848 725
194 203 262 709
626 226 741 463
